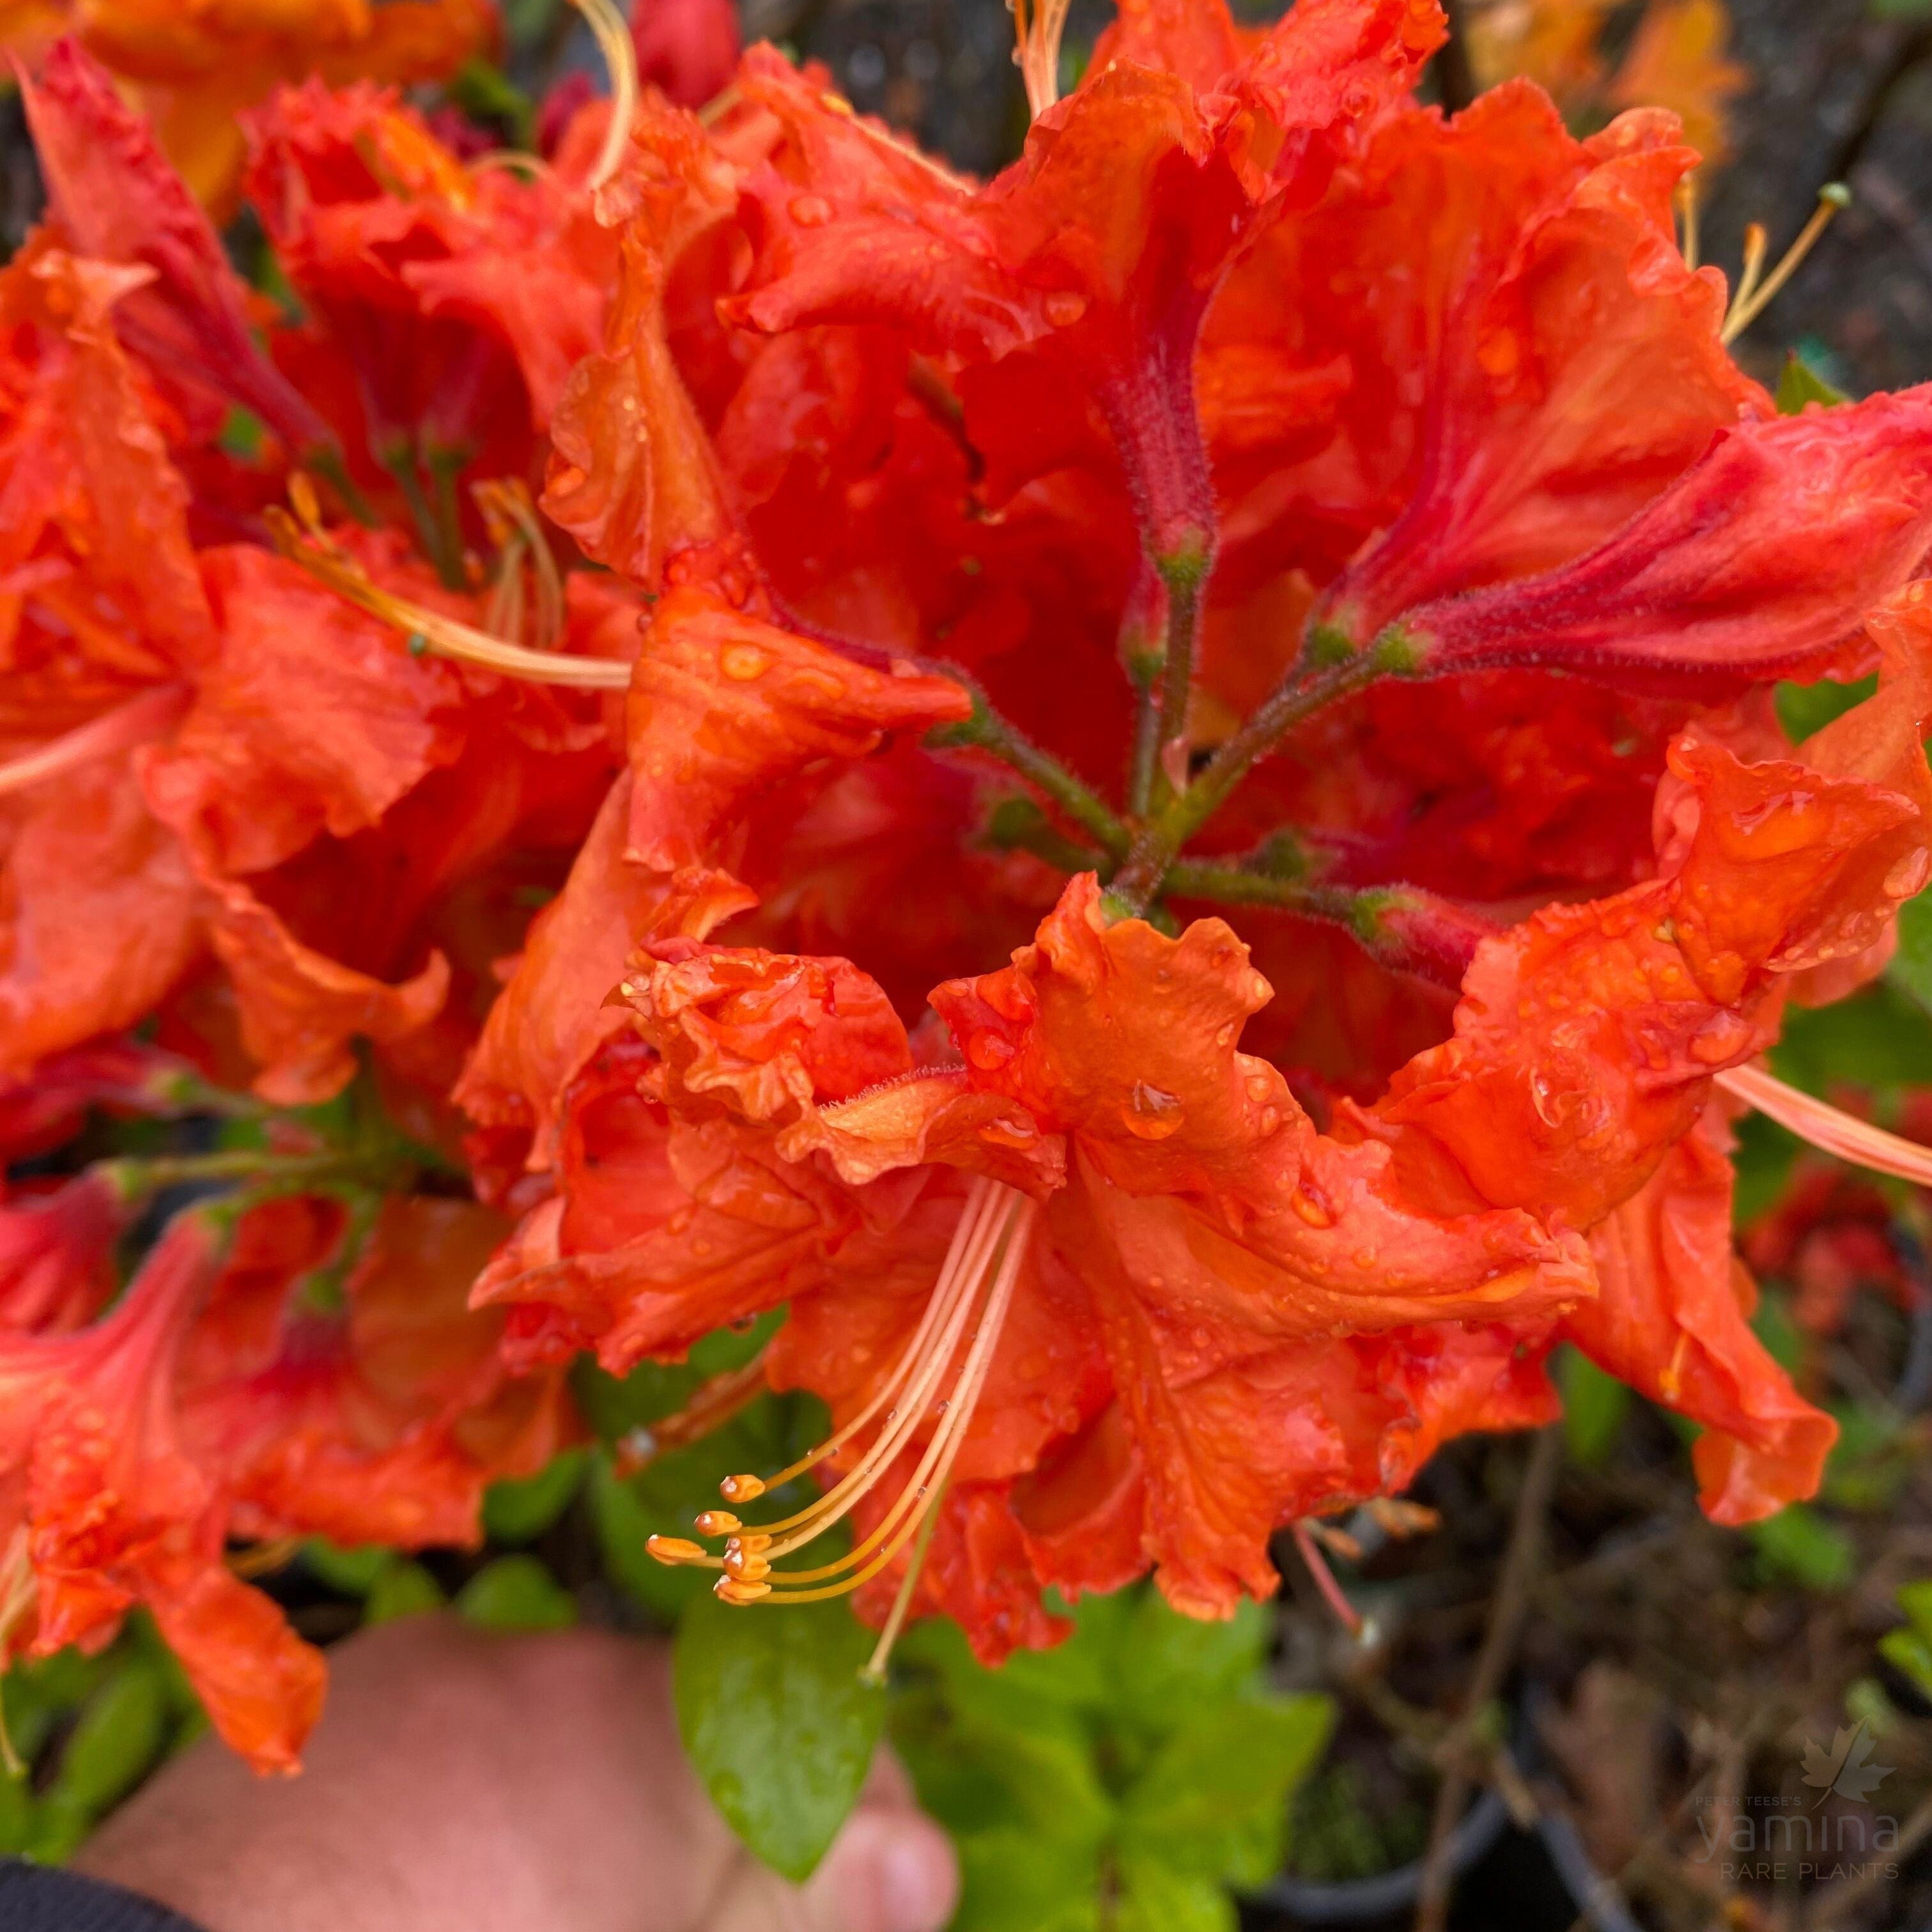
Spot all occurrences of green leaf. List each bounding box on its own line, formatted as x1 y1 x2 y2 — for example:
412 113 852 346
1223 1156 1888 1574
1117 1857 1237 1932
951 1827 1101 1932
1890 886 1932 1017
1772 981 1932 1092
483 1448 587 1544
1775 674 1876 744
893 1681 1112 1845
456 1555 578 1632
589 1395 821 1623
1881 1625 1932 1698
445 58 534 145
899 1592 1126 1735
1897 1577 1932 1636
1751 1285 1805 1377
302 1537 393 1595
1121 1693 1334 1885
364 1560 446 1623
56 1665 167 1814
1748 1503 1856 1592
572 1315 782 1441
1775 352 1849 415
1731 1109 1800 1226
1112 1592 1269 1747
673 1590 886 1880
1559 1346 1630 1468
0 1766 35 1857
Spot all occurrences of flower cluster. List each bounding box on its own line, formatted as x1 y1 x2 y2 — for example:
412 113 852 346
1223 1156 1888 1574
3 0 1932 1773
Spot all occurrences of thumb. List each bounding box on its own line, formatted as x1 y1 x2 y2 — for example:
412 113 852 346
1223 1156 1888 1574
701 1758 958 1932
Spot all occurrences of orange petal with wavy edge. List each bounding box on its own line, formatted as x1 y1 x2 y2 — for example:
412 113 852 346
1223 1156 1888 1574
1571 1109 1835 1523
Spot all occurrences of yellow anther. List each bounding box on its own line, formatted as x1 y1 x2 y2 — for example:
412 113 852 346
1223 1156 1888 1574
645 1535 708 1566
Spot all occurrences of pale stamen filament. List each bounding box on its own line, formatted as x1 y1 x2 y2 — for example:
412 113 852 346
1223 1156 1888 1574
0 684 188 798
746 1195 1035 1605
474 478 566 650
1009 0 1074 120
745 1199 1030 1579
568 0 639 192
268 481 628 692
647 1181 1037 1635
1676 175 1701 272
715 1177 1006 1509
1721 185 1850 344
1718 1063 1932 1186
649 1184 1009 1573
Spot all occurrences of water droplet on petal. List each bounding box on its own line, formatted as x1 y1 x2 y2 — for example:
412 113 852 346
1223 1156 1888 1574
967 1032 1015 1070
1044 290 1088 326
1123 1081 1184 1140
1246 1073 1273 1102
1292 1180 1336 1229
789 194 832 227
1689 1009 1755 1065
720 642 772 681
1889 847 1931 898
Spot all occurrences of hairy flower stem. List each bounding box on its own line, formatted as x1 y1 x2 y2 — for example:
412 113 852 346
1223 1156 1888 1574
930 686 1131 860
1148 538 1211 816
96 1147 386 1203
1105 642 1400 915
1165 862 1492 984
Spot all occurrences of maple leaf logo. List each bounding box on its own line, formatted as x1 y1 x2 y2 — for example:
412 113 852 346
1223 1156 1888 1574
1801 1721 1894 1806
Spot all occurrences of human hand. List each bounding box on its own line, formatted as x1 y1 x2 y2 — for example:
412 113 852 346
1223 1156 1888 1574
75 1616 958 1932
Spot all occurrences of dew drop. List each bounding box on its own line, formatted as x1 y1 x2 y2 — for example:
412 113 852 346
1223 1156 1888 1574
789 193 833 227
720 642 772 681
1246 1073 1273 1102
1292 1182 1336 1229
1044 290 1088 326
1889 847 1931 898
1689 1009 1754 1065
967 1032 1015 1070
1122 1081 1184 1140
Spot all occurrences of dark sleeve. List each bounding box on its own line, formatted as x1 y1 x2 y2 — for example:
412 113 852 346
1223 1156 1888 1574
0 1860 206 1931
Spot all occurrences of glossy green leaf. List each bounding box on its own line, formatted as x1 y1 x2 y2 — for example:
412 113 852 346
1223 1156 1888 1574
56 1665 167 1814
1559 1347 1630 1467
1121 1693 1333 1885
894 1683 1112 1845
364 1560 447 1624
456 1555 578 1632
483 1448 587 1544
1118 1857 1237 1932
589 1396 821 1623
952 1827 1101 1932
673 1590 885 1880
1113 1592 1268 1746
